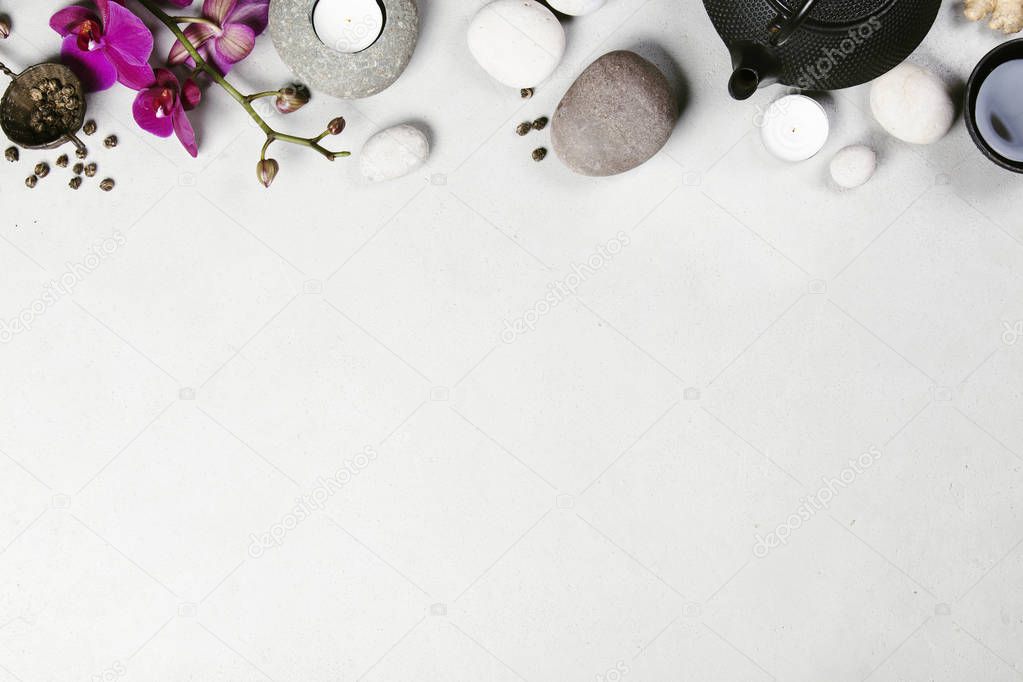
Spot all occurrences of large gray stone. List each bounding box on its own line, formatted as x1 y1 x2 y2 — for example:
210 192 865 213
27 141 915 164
269 0 418 99
551 50 678 177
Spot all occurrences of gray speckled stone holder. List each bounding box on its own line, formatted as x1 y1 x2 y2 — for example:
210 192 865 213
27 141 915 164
269 0 418 99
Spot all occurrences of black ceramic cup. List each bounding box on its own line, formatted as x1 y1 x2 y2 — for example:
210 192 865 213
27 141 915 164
965 38 1023 173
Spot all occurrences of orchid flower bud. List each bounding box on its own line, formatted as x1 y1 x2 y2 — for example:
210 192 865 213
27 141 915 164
274 84 310 114
327 117 346 135
257 158 279 188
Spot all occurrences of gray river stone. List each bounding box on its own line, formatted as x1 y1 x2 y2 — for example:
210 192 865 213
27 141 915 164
551 50 678 176
269 0 418 99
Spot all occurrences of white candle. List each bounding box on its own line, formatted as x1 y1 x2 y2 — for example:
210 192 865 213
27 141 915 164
313 0 384 54
760 95 830 162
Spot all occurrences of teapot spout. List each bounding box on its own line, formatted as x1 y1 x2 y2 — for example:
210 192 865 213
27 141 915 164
727 42 779 100
728 67 761 100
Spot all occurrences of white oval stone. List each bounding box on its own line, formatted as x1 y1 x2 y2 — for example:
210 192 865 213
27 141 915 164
830 145 877 188
547 0 606 15
869 63 954 145
467 0 566 88
359 124 429 182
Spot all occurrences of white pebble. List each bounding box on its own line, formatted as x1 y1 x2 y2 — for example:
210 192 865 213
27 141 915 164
830 145 877 189
870 63 954 145
467 0 566 88
547 0 606 15
359 124 429 182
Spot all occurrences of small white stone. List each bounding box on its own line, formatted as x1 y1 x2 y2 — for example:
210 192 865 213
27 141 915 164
547 0 606 15
467 0 566 88
870 63 954 145
830 145 877 189
359 124 429 182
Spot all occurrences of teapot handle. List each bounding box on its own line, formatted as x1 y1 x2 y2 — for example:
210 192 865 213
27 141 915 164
768 0 820 47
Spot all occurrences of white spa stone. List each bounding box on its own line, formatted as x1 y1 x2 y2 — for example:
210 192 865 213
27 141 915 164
359 124 429 182
830 145 878 188
547 0 606 15
870 63 955 145
467 0 566 88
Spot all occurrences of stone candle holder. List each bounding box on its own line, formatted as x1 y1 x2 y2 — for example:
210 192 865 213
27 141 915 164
269 0 418 99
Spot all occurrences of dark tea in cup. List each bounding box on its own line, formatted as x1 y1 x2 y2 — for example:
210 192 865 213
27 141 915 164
966 38 1023 173
975 59 1023 163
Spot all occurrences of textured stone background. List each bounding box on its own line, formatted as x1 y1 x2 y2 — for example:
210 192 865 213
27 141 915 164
1 1 1022 681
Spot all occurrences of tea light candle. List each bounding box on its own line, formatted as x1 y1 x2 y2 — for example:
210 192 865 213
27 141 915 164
760 95 830 162
313 0 384 53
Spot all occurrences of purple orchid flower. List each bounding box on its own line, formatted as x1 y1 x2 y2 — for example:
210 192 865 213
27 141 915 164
133 68 202 157
50 0 155 92
168 0 269 75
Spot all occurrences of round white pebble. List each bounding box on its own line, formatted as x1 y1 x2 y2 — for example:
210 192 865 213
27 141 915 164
870 63 954 145
547 0 606 15
830 145 877 188
467 0 566 88
359 124 429 182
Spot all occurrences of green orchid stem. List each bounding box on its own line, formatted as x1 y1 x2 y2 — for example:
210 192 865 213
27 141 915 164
246 90 282 103
170 15 219 27
134 0 350 163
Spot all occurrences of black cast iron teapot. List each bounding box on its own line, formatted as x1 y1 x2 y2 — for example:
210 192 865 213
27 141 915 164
703 0 942 99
